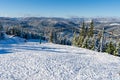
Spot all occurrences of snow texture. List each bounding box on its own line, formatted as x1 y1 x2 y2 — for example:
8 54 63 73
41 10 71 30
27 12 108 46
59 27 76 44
0 38 120 80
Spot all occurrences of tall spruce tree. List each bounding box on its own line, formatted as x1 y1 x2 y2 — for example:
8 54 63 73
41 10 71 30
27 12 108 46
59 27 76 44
116 42 120 55
49 31 53 43
39 33 43 44
106 41 116 55
52 32 57 43
100 27 105 52
0 23 6 39
82 36 89 48
87 37 95 50
77 21 86 47
77 35 84 47
80 21 85 37
88 20 94 38
72 32 77 46
86 20 95 50
85 26 88 37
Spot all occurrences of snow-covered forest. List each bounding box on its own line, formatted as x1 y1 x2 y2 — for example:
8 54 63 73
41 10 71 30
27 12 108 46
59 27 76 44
0 17 119 56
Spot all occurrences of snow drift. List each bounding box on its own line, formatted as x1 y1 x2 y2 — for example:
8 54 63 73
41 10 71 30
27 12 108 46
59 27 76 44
0 36 26 44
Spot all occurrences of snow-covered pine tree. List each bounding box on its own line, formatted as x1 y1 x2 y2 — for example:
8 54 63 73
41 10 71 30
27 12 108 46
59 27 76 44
116 41 120 56
39 33 42 44
94 36 101 52
77 21 86 47
53 32 57 44
118 42 120 55
100 27 105 52
77 35 84 47
49 31 53 43
72 32 77 46
82 36 89 48
106 41 116 55
80 21 86 37
87 37 95 50
88 20 94 38
86 20 95 50
85 26 88 37
0 23 6 39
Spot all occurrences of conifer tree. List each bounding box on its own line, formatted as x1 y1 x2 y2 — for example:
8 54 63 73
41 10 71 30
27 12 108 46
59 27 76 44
100 27 105 52
77 36 84 47
116 42 120 55
53 32 57 43
49 31 53 43
0 23 6 39
82 36 89 48
39 33 42 44
106 41 116 55
97 32 102 41
95 32 102 52
85 26 88 37
77 21 86 47
85 20 95 50
87 37 95 50
80 21 86 37
88 20 94 38
118 42 120 50
72 32 77 46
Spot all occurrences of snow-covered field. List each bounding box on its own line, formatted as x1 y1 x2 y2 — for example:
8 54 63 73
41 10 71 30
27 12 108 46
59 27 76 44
0 38 120 80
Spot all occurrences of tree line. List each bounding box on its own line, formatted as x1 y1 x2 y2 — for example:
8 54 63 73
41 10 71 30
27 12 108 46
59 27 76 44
0 21 120 56
72 20 120 56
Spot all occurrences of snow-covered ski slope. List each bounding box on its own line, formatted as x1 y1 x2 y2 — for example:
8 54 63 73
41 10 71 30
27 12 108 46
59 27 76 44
0 40 120 80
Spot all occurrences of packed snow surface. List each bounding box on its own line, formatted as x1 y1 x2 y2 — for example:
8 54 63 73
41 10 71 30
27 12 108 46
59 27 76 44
0 40 120 80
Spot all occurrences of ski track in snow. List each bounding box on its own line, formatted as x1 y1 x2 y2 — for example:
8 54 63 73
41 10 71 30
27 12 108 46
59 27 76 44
0 42 120 80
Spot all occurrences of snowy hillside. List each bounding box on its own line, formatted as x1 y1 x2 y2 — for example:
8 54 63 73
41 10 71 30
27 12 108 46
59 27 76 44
0 39 120 80
0 36 26 44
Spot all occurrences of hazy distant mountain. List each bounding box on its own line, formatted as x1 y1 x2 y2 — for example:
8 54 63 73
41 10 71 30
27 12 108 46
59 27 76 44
0 17 119 39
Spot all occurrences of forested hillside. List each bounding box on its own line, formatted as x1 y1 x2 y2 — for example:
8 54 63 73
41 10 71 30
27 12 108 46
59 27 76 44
0 17 120 56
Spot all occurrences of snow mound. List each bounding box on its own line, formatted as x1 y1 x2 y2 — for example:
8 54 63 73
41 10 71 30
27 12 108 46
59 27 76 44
0 36 26 44
0 42 120 80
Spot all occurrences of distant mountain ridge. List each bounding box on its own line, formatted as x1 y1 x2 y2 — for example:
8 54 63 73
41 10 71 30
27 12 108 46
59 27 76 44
0 17 119 41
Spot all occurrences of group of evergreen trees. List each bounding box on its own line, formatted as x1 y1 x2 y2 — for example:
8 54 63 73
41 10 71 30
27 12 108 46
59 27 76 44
72 20 95 50
5 26 46 40
1 20 120 56
105 41 120 56
0 23 6 39
72 20 120 56
49 31 71 45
